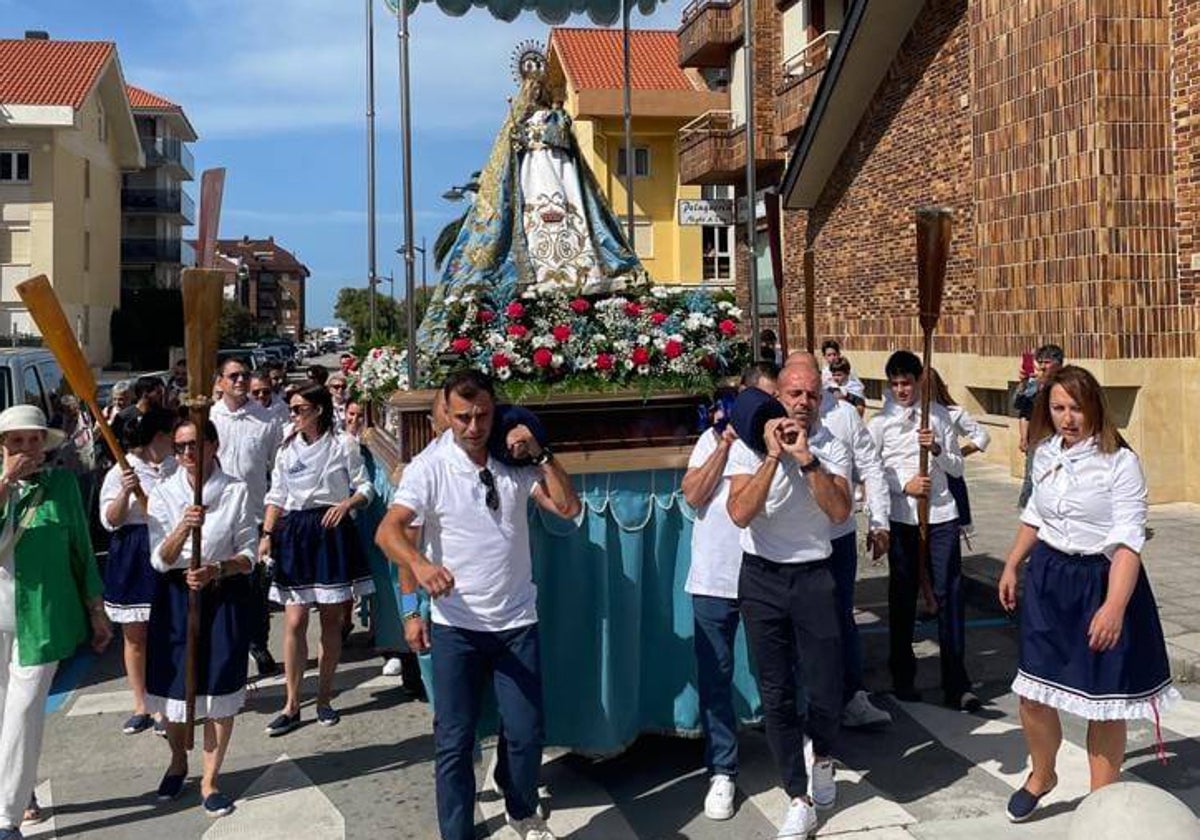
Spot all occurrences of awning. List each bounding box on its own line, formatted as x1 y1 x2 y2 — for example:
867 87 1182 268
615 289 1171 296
387 0 666 25
779 0 926 210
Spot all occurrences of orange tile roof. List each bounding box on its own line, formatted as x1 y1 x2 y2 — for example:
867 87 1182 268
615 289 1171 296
0 38 114 109
126 84 181 111
551 28 697 92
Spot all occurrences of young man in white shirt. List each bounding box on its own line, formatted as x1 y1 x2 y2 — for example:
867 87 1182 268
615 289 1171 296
250 370 292 428
867 350 978 712
210 357 285 678
377 370 580 840
726 363 853 838
681 366 778 822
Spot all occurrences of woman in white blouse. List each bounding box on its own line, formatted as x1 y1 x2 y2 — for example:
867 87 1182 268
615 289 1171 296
260 383 375 736
998 366 1177 823
929 368 990 538
98 408 176 737
146 419 257 818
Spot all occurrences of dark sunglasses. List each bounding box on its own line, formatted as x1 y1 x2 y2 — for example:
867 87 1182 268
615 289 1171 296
173 440 199 454
329 382 346 390
226 371 250 381
289 404 313 416
478 468 499 512
250 388 272 397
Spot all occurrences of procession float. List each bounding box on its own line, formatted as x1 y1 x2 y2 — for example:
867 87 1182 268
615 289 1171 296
353 44 760 754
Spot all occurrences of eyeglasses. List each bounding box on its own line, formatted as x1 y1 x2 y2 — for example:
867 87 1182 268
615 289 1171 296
329 383 346 391
289 404 313 416
226 371 250 382
478 468 499 512
173 440 199 454
251 388 271 398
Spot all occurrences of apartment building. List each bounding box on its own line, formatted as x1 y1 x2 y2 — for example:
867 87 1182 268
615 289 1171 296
212 236 309 341
0 33 144 366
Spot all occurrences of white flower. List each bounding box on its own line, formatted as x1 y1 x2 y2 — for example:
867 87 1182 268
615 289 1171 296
638 334 650 345
728 306 743 319
637 364 650 376
551 353 564 367
716 300 731 311
623 359 634 370
497 366 512 380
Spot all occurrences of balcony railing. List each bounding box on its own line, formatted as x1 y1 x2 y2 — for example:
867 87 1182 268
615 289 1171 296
122 188 195 224
678 110 784 186
140 137 195 180
121 237 186 264
678 0 743 68
777 31 839 137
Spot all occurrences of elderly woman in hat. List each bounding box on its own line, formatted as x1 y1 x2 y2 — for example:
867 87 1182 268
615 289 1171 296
0 405 111 840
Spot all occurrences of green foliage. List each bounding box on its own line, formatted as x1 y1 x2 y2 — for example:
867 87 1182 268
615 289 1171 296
495 372 719 402
334 285 435 346
219 300 258 346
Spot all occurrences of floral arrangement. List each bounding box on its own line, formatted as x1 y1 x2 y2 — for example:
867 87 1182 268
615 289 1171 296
347 345 409 404
423 281 748 392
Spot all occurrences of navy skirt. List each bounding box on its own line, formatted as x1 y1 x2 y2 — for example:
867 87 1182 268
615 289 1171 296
1013 541 1177 721
145 569 252 723
103 524 156 624
947 474 972 529
269 507 375 606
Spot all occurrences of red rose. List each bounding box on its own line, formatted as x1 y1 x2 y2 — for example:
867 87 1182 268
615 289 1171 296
551 324 572 343
664 339 684 359
595 352 614 371
533 347 554 368
507 324 528 338
477 309 496 323
491 352 511 369
450 337 473 354
650 312 668 326
631 346 651 366
505 301 526 319
625 301 644 317
569 298 591 314
718 318 737 336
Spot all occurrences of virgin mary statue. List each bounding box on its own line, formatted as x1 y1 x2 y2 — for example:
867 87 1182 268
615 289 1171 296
417 44 646 354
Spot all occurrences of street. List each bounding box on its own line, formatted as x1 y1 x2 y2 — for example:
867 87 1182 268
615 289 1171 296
29 463 1200 839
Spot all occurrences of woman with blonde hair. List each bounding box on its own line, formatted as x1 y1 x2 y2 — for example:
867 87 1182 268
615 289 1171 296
998 365 1177 822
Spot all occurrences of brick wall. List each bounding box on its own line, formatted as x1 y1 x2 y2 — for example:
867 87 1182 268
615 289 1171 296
1174 0 1200 308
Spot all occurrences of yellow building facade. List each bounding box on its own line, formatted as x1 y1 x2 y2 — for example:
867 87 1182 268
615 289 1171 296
0 37 143 366
548 28 730 287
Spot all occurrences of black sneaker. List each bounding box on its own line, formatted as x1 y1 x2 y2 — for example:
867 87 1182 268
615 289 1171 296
316 705 340 727
264 711 301 737
950 691 983 713
250 648 279 679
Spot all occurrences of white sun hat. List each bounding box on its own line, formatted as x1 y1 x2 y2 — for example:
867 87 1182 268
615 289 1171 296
0 404 66 451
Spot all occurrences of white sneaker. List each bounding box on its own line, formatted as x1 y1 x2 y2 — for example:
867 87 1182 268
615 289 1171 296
507 813 556 839
810 758 836 810
703 774 736 820
381 657 402 677
777 797 818 838
841 690 893 728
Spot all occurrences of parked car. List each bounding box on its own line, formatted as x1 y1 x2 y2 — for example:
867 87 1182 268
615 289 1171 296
217 348 269 373
0 348 67 425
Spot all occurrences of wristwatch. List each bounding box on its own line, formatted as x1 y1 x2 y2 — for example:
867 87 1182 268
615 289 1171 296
799 454 822 474
531 446 554 466
402 610 423 622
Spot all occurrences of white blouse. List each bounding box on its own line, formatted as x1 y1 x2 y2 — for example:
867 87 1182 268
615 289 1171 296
1020 435 1147 558
264 430 374 512
148 468 258 572
98 453 176 531
867 397 964 526
947 404 991 452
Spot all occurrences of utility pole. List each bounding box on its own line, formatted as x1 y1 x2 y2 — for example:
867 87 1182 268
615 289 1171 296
397 0 417 384
366 0 378 338
742 0 760 351
622 0 636 247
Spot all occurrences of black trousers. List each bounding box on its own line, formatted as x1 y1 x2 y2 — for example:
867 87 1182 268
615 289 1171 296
887 520 970 700
247 562 272 654
738 553 842 800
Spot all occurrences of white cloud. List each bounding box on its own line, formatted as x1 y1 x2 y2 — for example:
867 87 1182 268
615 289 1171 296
124 0 682 138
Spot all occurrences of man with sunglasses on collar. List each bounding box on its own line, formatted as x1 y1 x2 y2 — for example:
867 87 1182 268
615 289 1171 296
377 369 580 840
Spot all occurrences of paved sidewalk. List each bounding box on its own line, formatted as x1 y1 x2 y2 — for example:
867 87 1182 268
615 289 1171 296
951 460 1200 684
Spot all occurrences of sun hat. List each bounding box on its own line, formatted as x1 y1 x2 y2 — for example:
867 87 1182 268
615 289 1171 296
0 404 66 451
729 387 787 455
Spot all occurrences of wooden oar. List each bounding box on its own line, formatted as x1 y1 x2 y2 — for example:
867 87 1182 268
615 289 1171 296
915 207 952 615
16 275 147 507
180 268 224 750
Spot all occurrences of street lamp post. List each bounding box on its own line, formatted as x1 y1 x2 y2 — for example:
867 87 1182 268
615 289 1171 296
366 0 378 339
385 0 418 385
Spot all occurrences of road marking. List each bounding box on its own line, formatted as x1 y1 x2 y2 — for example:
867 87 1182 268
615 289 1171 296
23 781 57 839
202 753 344 840
44 651 95 714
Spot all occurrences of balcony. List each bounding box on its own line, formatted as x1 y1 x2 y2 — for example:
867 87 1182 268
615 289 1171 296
678 111 784 186
122 188 195 224
678 0 743 68
777 31 838 137
140 137 195 180
121 237 187 264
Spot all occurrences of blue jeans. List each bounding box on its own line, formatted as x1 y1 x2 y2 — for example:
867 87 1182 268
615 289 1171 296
692 594 740 777
431 622 544 840
830 533 864 700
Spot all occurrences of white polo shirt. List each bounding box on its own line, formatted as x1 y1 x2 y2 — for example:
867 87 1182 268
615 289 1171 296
684 429 742 600
867 397 963 526
726 426 852 564
391 430 541 632
211 397 283 524
819 393 890 540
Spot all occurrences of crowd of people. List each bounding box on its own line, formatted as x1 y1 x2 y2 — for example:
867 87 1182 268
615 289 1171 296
0 337 1182 840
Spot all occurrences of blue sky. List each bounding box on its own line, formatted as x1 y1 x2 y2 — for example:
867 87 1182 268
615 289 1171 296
4 0 682 326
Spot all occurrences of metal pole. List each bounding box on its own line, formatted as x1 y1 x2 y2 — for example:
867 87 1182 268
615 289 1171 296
421 235 427 294
366 0 378 338
398 0 417 384
622 0 636 247
742 0 760 353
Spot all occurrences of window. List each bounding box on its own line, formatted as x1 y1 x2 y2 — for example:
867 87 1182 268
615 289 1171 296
22 367 46 417
617 147 651 178
97 102 107 143
83 231 90 271
0 151 30 183
754 229 778 315
703 225 733 282
84 159 90 199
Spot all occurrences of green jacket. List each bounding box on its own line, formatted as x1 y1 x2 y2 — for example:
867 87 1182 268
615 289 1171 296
12 468 102 666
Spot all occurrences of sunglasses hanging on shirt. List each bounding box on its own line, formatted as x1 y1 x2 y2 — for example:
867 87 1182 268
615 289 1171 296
478 468 499 512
